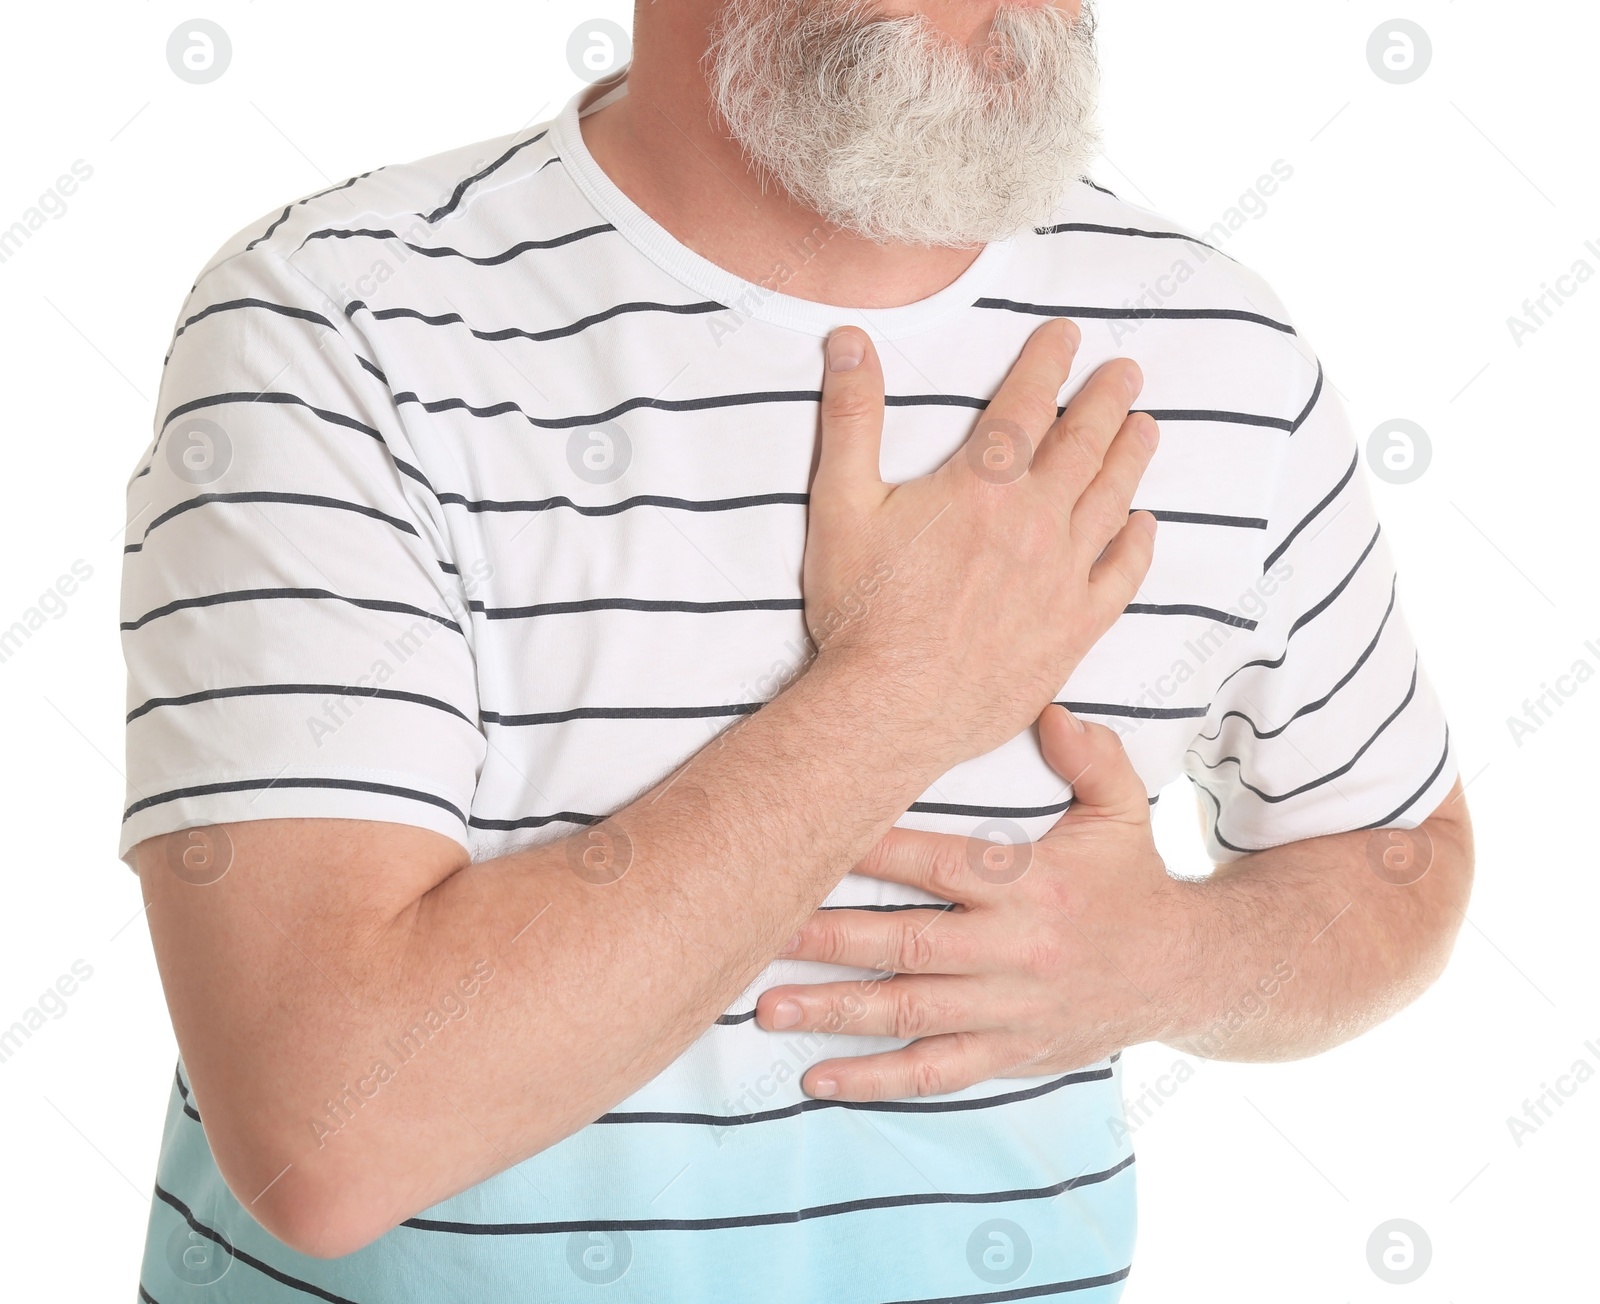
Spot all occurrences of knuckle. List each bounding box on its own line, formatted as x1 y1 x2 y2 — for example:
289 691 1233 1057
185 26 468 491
1037 874 1082 921
928 840 970 900
1010 509 1061 563
910 1057 947 1098
894 919 937 972
806 920 846 965
887 985 934 1040
1019 929 1066 976
821 391 877 428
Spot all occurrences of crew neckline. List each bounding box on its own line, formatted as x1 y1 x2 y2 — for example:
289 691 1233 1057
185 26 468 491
548 73 1017 341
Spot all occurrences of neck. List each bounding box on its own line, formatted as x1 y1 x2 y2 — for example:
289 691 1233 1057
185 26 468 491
577 7 987 309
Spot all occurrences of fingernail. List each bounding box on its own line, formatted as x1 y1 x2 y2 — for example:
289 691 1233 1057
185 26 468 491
1136 512 1158 537
1137 415 1159 451
770 999 803 1030
780 931 802 955
828 331 864 372
1124 364 1143 398
1062 708 1085 734
810 1077 838 1098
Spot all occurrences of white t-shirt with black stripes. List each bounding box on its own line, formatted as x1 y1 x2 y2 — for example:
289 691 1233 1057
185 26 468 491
122 77 1456 1304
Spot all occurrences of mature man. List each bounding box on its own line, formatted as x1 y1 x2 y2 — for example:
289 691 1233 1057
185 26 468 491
123 1 1471 1300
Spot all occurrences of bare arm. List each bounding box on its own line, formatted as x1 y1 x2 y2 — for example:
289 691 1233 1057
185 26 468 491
133 321 1161 1256
138 662 940 1256
1168 779 1474 1062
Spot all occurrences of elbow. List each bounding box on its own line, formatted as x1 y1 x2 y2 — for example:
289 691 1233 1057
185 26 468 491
207 1124 399 1260
250 1184 390 1261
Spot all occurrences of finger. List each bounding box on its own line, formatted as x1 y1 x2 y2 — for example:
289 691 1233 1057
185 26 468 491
1038 706 1152 828
802 1031 1022 1101
1030 358 1143 498
1084 510 1157 627
781 905 985 975
755 974 993 1040
853 827 999 907
812 327 888 513
954 318 1080 480
1069 410 1160 551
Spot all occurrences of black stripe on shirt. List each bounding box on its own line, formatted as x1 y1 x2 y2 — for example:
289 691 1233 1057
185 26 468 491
882 393 1294 431
299 221 615 266
1142 509 1267 530
1216 525 1383 696
154 1184 363 1304
883 1264 1134 1304
159 389 379 438
467 795 1156 834
349 297 726 343
910 798 1074 820
1193 578 1398 743
165 297 343 362
818 902 960 913
471 597 803 621
469 810 601 832
127 682 477 727
174 1065 201 1123
1187 658 1420 804
1193 780 1254 856
129 491 421 552
1033 221 1222 255
437 492 1255 528
1262 450 1358 573
397 386 818 430
245 168 382 252
1124 603 1257 630
1364 727 1452 828
1289 360 1325 434
469 597 1248 628
596 1062 1116 1127
482 702 760 727
121 588 463 635
419 128 550 224
1062 700 1212 721
151 390 439 497
1140 407 1293 432
974 296 1297 336
400 1153 1136 1236
438 490 809 517
124 777 467 825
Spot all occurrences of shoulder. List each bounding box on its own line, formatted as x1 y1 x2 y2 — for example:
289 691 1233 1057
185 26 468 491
182 116 569 304
1012 180 1318 382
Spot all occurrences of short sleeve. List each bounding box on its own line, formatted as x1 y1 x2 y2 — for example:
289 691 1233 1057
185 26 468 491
1183 357 1457 860
119 241 486 860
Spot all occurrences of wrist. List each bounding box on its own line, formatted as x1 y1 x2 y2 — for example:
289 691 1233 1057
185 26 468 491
797 645 962 786
1154 874 1291 1058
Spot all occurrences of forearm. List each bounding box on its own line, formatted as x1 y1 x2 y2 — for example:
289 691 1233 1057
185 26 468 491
1164 784 1473 1062
145 656 945 1255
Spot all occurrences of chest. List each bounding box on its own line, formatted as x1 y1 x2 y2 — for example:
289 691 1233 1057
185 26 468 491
393 310 1285 861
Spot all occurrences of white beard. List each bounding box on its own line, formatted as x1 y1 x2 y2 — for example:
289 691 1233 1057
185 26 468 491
706 0 1102 248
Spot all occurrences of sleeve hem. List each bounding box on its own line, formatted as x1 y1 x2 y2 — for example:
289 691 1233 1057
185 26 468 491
117 770 474 862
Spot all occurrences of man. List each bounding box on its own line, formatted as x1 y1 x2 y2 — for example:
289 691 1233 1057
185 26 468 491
123 0 1471 1299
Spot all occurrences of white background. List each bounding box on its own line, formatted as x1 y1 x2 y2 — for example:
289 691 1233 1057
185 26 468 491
0 1 1595 1300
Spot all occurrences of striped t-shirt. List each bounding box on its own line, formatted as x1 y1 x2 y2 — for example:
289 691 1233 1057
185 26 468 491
123 77 1456 1304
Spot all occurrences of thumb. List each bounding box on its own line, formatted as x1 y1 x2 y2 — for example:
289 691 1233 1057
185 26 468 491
1038 705 1151 829
812 327 887 512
